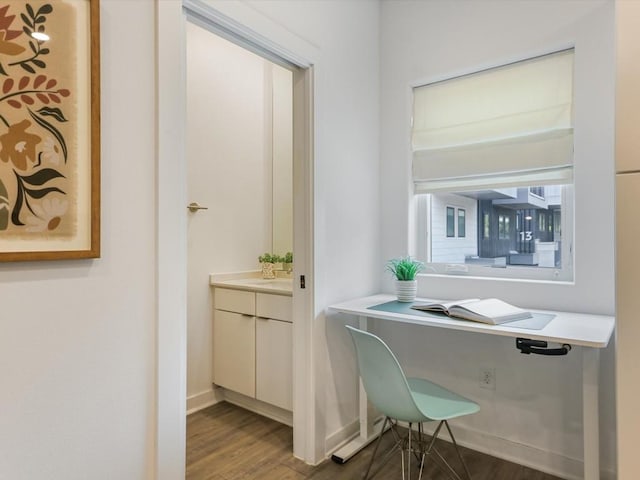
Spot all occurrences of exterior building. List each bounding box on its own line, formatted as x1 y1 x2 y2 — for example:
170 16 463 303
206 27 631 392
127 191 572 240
430 186 562 268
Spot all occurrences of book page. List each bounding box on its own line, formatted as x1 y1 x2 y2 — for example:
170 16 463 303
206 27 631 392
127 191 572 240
412 298 479 313
449 298 531 324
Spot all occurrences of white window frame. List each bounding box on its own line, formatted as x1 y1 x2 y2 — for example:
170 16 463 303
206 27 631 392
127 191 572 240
411 49 575 283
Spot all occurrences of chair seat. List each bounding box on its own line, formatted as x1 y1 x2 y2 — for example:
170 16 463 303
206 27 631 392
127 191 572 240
407 377 480 421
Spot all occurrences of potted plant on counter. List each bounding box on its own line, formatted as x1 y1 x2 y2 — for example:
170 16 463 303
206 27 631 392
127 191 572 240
386 256 424 302
283 251 293 272
259 253 281 279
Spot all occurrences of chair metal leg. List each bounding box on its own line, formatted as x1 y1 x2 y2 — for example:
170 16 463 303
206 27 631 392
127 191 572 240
364 418 404 480
363 418 473 480
407 423 412 480
363 416 389 480
444 420 473 480
419 420 472 480
417 423 426 480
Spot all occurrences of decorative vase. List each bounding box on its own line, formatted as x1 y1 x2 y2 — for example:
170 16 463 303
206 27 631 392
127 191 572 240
395 279 417 302
261 262 276 279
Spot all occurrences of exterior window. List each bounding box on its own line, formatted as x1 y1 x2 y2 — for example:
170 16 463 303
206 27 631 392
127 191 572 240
483 213 490 239
530 186 544 198
458 209 466 237
446 207 455 237
498 215 511 240
411 50 574 281
415 185 573 281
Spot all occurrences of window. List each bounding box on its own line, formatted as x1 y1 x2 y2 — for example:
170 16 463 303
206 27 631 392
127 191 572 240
446 207 455 237
498 215 510 240
412 50 574 281
458 209 466 237
483 213 490 239
530 186 544 198
445 206 466 238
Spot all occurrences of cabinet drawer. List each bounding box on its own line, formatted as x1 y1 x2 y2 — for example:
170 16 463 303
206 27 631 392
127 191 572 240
256 293 292 322
214 288 255 315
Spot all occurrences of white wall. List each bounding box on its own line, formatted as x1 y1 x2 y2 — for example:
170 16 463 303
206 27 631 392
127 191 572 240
187 24 271 273
0 1 157 478
380 1 615 478
430 194 478 263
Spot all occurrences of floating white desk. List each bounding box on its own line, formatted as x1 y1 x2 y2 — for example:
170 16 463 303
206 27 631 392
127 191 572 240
329 294 615 480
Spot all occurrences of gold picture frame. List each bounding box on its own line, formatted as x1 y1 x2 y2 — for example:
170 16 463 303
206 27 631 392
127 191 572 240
0 0 100 261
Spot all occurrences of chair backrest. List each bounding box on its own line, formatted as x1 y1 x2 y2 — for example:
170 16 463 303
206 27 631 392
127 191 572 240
346 326 426 422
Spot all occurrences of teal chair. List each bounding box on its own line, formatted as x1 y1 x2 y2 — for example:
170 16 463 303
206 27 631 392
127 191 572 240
345 325 480 480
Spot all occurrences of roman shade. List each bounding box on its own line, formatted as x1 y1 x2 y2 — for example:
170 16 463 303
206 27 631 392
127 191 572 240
412 49 574 194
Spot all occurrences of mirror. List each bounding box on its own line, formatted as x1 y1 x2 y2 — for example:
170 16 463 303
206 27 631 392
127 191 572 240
270 64 293 256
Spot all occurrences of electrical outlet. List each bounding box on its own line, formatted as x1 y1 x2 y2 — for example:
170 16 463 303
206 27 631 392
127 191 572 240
479 368 496 390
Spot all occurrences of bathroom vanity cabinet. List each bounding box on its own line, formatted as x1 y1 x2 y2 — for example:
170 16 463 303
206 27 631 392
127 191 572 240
212 281 293 413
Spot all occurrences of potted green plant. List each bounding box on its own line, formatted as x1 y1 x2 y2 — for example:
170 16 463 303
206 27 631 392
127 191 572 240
386 256 424 302
283 251 293 272
259 253 278 279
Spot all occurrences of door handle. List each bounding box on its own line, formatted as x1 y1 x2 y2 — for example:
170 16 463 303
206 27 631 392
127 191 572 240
187 202 208 213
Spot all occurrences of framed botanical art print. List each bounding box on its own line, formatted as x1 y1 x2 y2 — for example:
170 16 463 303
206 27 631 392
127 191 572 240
0 0 100 261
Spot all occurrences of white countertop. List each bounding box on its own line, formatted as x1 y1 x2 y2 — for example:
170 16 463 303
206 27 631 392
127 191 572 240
210 274 293 296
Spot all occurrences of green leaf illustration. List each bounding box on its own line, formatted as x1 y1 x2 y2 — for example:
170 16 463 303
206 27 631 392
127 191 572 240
21 13 33 28
0 178 8 231
32 59 45 68
11 174 25 226
38 4 53 15
24 186 65 199
20 63 35 74
37 107 68 122
0 63 6 76
28 109 67 162
20 168 65 187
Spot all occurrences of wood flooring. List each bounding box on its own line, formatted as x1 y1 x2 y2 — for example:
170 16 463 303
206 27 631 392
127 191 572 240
186 402 563 480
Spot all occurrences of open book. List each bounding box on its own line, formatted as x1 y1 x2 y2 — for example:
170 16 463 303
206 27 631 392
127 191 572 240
411 298 532 325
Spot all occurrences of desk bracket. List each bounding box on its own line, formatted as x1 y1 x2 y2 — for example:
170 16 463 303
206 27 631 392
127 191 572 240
516 337 571 356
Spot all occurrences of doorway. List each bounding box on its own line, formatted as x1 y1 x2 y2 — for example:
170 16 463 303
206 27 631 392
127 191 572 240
156 1 315 477
185 20 295 416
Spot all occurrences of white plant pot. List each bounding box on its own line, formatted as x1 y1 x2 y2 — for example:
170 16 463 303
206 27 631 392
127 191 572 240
395 279 417 302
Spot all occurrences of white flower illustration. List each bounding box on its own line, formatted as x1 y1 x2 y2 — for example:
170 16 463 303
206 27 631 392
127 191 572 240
41 137 61 165
25 197 68 232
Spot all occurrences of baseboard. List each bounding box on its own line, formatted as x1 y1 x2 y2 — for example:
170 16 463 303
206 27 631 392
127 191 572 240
326 419 616 480
222 389 293 427
415 422 616 480
325 418 361 454
186 387 223 415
